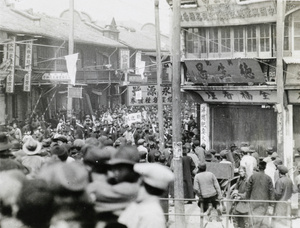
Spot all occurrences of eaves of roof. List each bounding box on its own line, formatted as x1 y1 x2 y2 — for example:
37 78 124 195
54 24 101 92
0 5 125 48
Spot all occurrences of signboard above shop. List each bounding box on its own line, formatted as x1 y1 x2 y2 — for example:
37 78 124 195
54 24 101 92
184 59 265 85
196 90 277 103
42 72 70 81
180 0 277 27
127 85 172 106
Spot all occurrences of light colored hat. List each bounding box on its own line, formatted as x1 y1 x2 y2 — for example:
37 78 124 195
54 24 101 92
240 147 250 153
134 163 174 190
277 165 288 174
271 152 279 159
137 139 145 145
22 137 42 155
220 150 228 157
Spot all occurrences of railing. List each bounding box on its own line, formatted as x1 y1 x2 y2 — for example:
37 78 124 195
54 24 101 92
161 198 295 228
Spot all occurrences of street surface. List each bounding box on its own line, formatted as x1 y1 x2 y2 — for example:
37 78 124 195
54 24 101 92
168 202 300 228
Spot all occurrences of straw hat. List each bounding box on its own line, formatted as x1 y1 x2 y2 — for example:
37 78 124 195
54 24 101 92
22 138 42 155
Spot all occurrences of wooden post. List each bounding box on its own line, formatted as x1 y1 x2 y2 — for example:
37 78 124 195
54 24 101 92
172 0 185 227
154 0 165 151
67 0 74 118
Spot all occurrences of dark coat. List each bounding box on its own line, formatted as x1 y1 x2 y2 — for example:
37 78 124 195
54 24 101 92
182 155 195 199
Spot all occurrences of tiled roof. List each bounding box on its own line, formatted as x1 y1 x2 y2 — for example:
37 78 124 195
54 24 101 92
118 27 169 52
0 2 125 48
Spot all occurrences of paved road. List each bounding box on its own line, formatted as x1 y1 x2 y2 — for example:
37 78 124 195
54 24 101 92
167 202 300 228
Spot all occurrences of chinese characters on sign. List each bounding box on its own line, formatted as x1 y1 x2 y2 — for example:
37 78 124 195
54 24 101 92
200 103 209 147
185 59 265 84
23 42 33 92
128 85 172 106
42 72 69 81
180 0 276 25
198 90 277 103
5 38 16 93
119 49 130 71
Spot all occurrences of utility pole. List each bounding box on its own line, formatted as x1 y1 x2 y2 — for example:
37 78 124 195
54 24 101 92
171 0 185 227
67 0 74 118
154 0 165 151
276 0 293 173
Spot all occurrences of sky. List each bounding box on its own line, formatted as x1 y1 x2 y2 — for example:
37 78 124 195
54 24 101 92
12 0 171 33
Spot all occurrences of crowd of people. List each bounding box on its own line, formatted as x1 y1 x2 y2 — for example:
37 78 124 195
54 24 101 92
0 104 300 228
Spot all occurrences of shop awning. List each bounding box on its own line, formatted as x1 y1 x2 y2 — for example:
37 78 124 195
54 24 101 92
184 58 265 84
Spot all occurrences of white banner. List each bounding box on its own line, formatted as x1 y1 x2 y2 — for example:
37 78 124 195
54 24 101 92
125 112 142 126
65 53 78 86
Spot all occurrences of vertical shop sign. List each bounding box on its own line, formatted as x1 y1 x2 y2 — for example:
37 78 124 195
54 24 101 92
200 103 209 146
24 41 33 92
119 49 130 71
6 37 16 93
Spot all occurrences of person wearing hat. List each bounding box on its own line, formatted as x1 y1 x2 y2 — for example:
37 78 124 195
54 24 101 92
193 162 223 221
263 146 274 163
118 163 174 228
194 141 206 164
136 139 148 162
273 165 293 228
122 125 134 145
240 146 257 179
37 162 96 228
86 145 141 226
185 143 200 175
20 137 45 176
245 161 275 228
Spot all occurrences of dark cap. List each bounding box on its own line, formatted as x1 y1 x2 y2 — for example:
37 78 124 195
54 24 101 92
107 145 140 165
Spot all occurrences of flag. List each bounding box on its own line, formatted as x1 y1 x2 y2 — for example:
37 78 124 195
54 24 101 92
65 53 78 86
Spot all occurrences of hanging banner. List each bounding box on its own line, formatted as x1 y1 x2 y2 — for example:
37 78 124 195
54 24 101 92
119 49 130 71
65 53 78 86
23 41 33 92
6 37 16 93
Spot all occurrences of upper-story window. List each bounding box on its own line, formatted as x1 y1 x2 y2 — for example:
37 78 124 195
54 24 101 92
199 28 207 54
221 28 231 52
260 24 270 52
247 26 257 52
234 27 244 52
185 23 274 58
186 28 199 54
294 12 300 50
209 28 218 53
284 16 290 51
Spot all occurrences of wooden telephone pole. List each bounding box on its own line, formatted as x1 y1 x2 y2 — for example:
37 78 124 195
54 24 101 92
171 0 185 227
276 0 293 174
154 0 165 151
67 0 74 118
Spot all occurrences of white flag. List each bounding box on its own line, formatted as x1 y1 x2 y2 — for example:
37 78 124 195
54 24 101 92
65 53 78 86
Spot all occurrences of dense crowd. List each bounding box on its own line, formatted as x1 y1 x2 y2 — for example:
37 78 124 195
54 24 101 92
0 105 300 228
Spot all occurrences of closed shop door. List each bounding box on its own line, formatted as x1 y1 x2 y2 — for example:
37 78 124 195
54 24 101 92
211 105 277 155
293 106 300 151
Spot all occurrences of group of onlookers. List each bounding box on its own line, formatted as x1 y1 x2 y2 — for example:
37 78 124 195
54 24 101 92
1 104 300 228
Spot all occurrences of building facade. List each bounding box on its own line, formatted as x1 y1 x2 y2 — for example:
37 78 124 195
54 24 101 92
176 0 300 165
